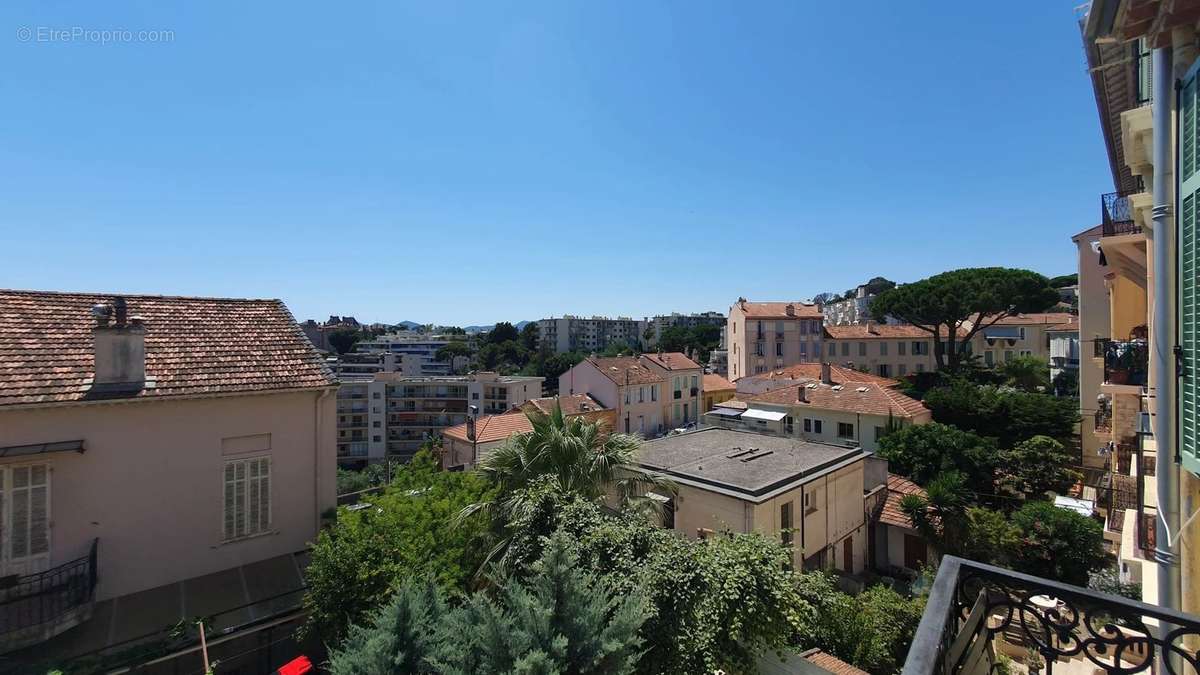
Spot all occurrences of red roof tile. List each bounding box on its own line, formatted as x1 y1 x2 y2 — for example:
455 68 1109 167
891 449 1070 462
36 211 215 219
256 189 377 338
990 312 1077 326
746 381 928 418
880 474 926 529
587 356 664 386
744 363 898 387
801 650 869 675
523 394 609 416
641 352 702 371
702 373 735 392
0 289 335 407
443 411 532 444
736 301 823 319
824 324 967 339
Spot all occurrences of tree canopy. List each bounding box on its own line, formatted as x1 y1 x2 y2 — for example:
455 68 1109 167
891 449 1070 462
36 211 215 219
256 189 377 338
922 382 1078 447
657 324 721 362
328 328 364 355
302 452 495 644
869 268 1059 368
876 422 997 489
486 321 521 344
1009 501 1106 586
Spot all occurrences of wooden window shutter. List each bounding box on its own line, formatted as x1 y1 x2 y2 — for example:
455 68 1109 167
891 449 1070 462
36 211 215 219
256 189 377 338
1180 60 1200 475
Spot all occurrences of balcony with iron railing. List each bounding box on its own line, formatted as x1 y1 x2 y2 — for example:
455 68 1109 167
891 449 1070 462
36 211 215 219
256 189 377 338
901 556 1200 675
0 539 99 653
1100 187 1144 237
1102 339 1149 387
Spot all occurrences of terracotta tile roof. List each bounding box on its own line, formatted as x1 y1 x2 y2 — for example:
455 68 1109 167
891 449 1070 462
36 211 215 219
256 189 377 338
588 356 664 386
991 312 1077 326
736 301 823 319
702 373 735 392
641 351 702 371
823 324 969 340
744 363 898 387
1047 318 1080 332
443 410 532 444
524 393 609 415
879 474 926 529
746 380 928 418
0 289 335 407
801 650 869 675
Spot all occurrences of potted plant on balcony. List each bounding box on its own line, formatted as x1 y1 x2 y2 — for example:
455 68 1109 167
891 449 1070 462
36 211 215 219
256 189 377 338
1025 647 1045 675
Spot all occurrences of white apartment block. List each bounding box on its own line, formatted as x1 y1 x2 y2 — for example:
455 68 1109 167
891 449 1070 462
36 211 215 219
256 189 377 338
355 331 474 376
336 371 544 465
538 315 647 354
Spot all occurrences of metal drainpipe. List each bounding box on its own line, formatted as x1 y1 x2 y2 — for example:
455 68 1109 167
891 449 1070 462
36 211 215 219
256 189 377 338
1151 45 1182 623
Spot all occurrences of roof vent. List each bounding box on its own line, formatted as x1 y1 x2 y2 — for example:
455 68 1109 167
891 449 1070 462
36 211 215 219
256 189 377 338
740 450 774 462
831 385 843 391
856 386 869 393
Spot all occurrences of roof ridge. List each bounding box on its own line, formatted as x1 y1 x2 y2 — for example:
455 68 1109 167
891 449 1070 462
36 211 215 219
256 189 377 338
0 288 284 303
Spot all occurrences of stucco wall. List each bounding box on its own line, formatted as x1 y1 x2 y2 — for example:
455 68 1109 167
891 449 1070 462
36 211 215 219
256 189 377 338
0 389 336 602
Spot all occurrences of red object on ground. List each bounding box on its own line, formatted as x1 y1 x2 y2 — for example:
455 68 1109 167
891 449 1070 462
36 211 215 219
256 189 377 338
276 655 313 675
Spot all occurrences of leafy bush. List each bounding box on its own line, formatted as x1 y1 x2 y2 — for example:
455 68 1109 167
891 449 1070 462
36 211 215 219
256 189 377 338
328 534 650 675
877 422 997 489
302 451 495 644
1010 501 1106 586
997 435 1080 500
794 574 925 674
923 381 1078 447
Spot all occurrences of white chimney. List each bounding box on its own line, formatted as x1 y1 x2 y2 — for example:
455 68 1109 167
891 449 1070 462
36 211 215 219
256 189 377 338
91 297 148 392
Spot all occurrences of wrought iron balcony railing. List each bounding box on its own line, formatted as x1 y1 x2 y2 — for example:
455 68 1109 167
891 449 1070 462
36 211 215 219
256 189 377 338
1103 339 1149 387
0 539 98 640
902 556 1200 675
1101 185 1144 237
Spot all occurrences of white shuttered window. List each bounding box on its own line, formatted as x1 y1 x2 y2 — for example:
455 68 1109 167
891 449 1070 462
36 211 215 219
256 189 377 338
223 457 271 540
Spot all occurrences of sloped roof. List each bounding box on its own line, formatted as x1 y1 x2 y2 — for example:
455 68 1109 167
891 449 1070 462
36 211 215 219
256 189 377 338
743 363 898 388
0 289 335 407
880 474 926 529
641 351 702 371
736 301 822 318
702 373 736 392
747 381 928 419
587 356 664 386
801 650 869 675
443 411 532 444
523 393 609 416
991 312 1077 326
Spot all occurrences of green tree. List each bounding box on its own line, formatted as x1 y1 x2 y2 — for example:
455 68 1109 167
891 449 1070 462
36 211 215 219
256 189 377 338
869 268 1059 369
329 535 650 675
1051 368 1079 398
901 471 971 554
460 406 673 570
877 423 997 489
519 322 540 351
600 340 637 357
1048 273 1078 288
434 341 472 364
337 463 391 495
960 506 1020 565
328 328 363 355
302 451 495 644
922 382 1078 447
998 355 1050 392
1010 501 1106 586
997 435 1080 500
486 321 520 344
503 491 811 675
794 573 925 674
862 276 897 296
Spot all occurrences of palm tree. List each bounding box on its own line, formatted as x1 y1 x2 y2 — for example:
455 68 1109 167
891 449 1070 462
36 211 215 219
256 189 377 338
458 403 675 571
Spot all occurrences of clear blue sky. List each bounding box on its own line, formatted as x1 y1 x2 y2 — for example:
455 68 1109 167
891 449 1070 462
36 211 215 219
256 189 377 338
1 2 1109 326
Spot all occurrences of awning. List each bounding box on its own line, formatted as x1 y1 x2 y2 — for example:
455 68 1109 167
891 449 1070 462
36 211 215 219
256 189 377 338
1054 495 1095 517
705 407 745 418
982 326 1022 339
0 440 84 458
741 409 787 422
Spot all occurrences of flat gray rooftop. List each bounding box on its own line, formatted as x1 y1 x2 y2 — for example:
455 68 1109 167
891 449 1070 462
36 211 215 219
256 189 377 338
638 428 864 499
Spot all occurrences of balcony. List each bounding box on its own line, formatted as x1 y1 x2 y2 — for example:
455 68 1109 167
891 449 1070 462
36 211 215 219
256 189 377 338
1094 409 1112 433
338 441 369 457
902 556 1200 674
1101 189 1143 237
0 539 98 653
1103 339 1149 387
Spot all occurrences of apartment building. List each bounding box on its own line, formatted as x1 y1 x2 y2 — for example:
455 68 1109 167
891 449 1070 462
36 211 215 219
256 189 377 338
537 315 647 354
0 290 337 655
821 285 876 327
1048 318 1082 385
701 374 736 413
727 298 825 381
441 394 614 469
336 371 543 465
734 362 899 398
821 323 944 378
354 331 473 376
1075 225 1114 462
643 311 726 348
704 363 930 454
559 355 698 436
967 312 1077 368
1080 0 1200 631
636 428 871 573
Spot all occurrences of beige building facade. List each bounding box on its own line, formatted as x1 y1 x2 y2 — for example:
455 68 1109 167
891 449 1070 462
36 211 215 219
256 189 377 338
0 290 337 654
727 299 824 381
560 355 705 436
822 324 943 378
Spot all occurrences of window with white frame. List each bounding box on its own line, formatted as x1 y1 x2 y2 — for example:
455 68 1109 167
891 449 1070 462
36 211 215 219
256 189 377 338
224 456 271 541
0 463 51 570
